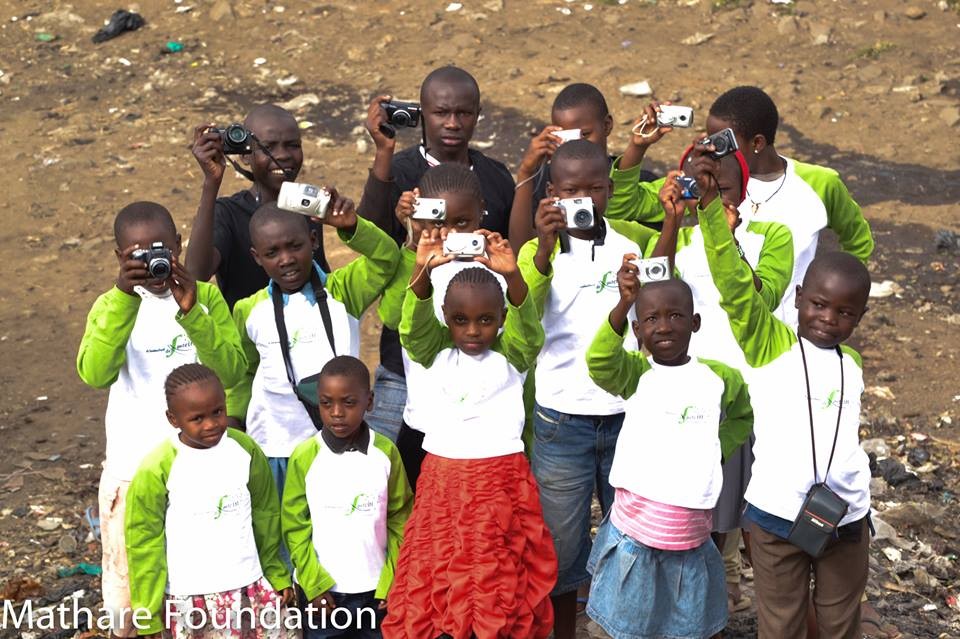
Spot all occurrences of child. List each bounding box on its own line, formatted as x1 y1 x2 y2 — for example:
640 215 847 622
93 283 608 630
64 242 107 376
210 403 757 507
689 143 872 638
516 139 658 639
77 202 246 639
584 268 753 639
383 229 556 638
228 198 400 494
125 364 295 639
282 356 413 638
187 104 330 309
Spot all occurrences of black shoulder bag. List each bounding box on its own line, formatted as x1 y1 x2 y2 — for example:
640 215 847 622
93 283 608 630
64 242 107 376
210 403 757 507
787 337 848 558
271 270 336 430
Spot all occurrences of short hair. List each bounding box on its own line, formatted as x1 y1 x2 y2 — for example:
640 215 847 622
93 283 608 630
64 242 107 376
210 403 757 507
709 86 779 145
444 267 503 305
802 251 871 296
164 363 221 405
418 163 484 204
319 355 370 391
549 138 608 181
113 201 177 242
420 66 480 106
636 278 694 314
244 103 297 130
249 202 310 246
552 83 610 120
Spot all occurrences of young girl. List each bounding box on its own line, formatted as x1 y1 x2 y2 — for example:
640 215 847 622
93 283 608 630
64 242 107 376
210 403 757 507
381 228 556 638
125 363 296 639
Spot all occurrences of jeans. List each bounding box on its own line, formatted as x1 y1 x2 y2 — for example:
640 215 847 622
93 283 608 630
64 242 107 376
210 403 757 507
531 403 624 595
365 365 407 443
267 456 292 571
304 590 383 639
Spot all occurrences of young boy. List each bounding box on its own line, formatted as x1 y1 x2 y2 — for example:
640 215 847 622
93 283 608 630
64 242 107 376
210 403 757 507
76 202 246 638
228 199 399 493
282 356 412 638
186 104 330 309
357 66 515 441
516 139 658 639
689 143 872 639
584 269 753 639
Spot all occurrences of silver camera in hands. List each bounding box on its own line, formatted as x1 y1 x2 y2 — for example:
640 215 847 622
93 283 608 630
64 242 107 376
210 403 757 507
278 181 331 219
553 128 582 143
656 105 694 128
442 232 486 258
631 256 671 284
412 197 446 221
557 197 595 230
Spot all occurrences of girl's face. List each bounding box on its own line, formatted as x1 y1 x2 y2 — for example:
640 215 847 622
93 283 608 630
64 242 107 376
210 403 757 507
442 283 505 356
166 379 229 449
409 190 483 241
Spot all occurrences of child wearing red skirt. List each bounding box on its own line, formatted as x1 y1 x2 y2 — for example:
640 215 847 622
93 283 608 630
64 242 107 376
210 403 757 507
382 226 556 639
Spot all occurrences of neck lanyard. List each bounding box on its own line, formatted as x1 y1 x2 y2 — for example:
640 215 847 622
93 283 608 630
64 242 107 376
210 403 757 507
797 335 845 484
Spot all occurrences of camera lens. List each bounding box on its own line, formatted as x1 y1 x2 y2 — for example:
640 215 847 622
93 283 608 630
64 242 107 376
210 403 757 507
149 258 171 279
226 125 247 144
713 136 728 153
301 199 311 207
573 209 592 229
393 110 411 126
431 208 440 217
646 264 665 279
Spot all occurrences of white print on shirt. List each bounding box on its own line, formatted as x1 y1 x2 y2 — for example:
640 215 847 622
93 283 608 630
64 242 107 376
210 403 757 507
144 333 194 358
577 270 620 294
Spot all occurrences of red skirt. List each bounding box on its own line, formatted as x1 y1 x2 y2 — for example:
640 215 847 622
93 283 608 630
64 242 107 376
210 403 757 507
382 453 557 639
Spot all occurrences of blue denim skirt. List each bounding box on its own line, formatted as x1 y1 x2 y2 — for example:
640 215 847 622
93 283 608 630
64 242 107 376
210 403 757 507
586 518 727 639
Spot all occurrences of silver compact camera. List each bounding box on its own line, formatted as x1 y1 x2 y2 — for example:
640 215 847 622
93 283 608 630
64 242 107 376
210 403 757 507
278 181 331 219
553 128 582 143
442 233 486 258
412 197 446 221
656 105 694 128
132 242 173 279
557 197 595 230
632 256 671 284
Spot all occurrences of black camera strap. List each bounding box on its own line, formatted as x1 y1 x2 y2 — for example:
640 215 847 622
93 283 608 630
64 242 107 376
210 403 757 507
797 335 845 484
226 132 294 186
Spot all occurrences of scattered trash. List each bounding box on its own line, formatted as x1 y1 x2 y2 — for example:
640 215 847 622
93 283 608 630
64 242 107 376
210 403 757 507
56 563 102 578
935 229 959 251
277 93 321 111
882 547 903 562
84 506 100 542
37 517 63 531
0 576 43 601
91 9 145 44
117 57 132 67
162 41 183 54
57 534 77 554
276 75 299 88
619 80 653 97
869 280 903 298
35 32 56 42
876 458 917 487
861 438 890 458
866 385 896 401
907 447 931 466
681 32 715 46
253 57 267 66
446 2 463 11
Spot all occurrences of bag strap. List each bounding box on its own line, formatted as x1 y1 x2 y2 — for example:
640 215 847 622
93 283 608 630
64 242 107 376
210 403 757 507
271 269 337 395
797 334 845 484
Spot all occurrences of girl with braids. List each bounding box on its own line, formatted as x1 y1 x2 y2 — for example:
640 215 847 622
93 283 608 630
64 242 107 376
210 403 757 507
124 364 297 639
381 227 556 639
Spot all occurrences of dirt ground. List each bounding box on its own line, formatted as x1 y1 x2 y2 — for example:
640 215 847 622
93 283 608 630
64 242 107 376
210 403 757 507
0 0 958 637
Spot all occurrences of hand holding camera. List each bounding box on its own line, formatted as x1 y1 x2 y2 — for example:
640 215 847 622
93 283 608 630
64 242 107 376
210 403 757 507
685 134 729 207
116 243 153 295
517 126 564 182
533 197 566 253
365 94 398 151
192 123 227 185
629 102 684 148
557 197 596 230
413 228 454 272
167 259 198 315
377 99 421 140
658 170 696 222
442 232 486 259
471 230 517 276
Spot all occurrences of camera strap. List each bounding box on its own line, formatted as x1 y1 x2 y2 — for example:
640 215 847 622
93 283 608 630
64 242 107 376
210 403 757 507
797 335 845 484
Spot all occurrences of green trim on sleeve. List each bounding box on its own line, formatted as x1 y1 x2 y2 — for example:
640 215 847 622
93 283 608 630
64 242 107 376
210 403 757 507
76 286 142 389
698 358 754 461
376 247 417 330
491 292 545 374
516 238 556 319
606 158 666 223
585 317 651 400
607 219 660 258
840 344 863 369
744 220 795 312
327 217 402 318
226 289 269 420
371 433 413 600
398 290 453 367
793 161 873 263
180 282 247 389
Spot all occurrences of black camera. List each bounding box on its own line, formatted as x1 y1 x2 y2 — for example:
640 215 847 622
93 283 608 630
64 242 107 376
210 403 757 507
676 175 701 200
210 123 253 155
379 100 422 139
132 242 173 279
699 127 739 160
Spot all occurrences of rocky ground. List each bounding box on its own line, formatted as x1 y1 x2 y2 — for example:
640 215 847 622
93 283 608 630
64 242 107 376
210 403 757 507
0 0 958 637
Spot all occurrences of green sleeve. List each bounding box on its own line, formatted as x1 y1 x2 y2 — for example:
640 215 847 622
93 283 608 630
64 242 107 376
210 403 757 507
840 344 863 369
607 219 660 258
398 289 452 367
76 287 141 388
699 359 754 461
125 442 175 636
227 429 291 591
281 437 336 601
376 247 417 330
794 161 874 263
373 435 413 600
516 238 555 319
745 220 795 312
585 316 650 400
699 198 795 367
606 158 666 223
225 291 265 420
326 217 402 318
491 292 545 374
182 283 247 388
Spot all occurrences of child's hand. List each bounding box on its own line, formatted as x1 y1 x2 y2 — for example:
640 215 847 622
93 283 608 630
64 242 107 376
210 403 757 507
311 591 337 612
414 227 453 271
365 94 397 151
686 137 723 205
658 170 692 223
473 230 517 277
724 201 742 233
377 598 388 610
277 587 295 608
534 197 565 252
192 123 226 184
518 126 562 180
321 188 358 232
167 259 197 314
617 254 641 306
116 244 151 296
629 102 672 148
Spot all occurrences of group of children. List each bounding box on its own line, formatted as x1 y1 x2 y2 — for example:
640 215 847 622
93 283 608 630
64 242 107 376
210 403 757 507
77 64 880 639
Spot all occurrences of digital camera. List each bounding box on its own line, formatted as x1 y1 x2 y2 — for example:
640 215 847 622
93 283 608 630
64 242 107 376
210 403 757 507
632 256 671 284
699 127 739 160
210 123 253 155
676 175 701 200
278 181 331 219
132 242 173 279
656 105 694 128
412 197 446 221
558 197 595 230
379 100 422 138
443 232 486 258
553 128 582 143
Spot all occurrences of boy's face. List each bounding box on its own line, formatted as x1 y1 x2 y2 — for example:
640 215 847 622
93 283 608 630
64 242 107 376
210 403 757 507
421 81 480 160
245 111 303 197
716 156 744 209
317 374 372 440
166 379 228 450
250 221 317 293
632 283 699 366
547 157 612 240
442 284 505 356
795 271 868 349
115 221 182 295
552 106 613 153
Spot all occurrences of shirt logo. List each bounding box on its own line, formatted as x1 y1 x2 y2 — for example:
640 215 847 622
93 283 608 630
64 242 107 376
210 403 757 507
815 389 848 410
578 270 619 294
213 494 241 519
146 333 194 358
677 405 708 425
347 492 378 516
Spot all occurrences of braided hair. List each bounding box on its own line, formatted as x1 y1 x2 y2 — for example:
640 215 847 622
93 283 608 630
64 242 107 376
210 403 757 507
164 363 221 405
443 267 503 306
418 163 484 205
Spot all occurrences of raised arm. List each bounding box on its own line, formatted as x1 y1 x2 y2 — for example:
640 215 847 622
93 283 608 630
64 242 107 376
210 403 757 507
795 162 874 263
184 123 227 280
356 95 403 235
508 126 562 253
